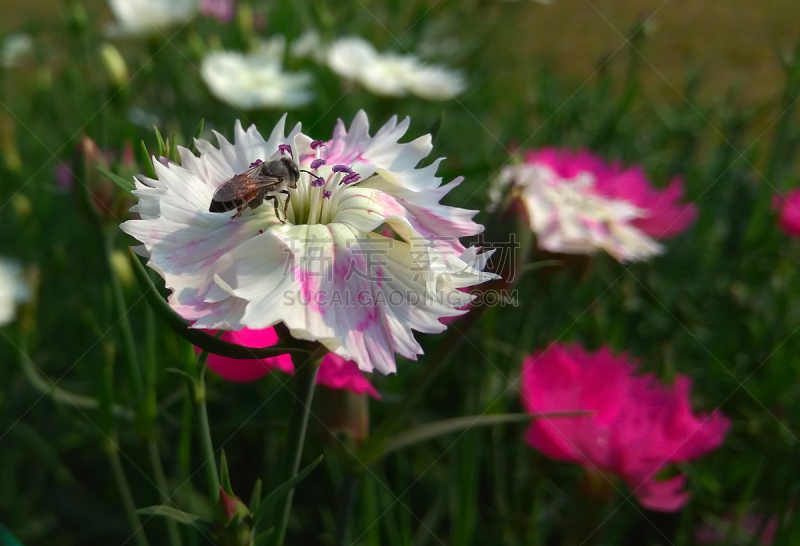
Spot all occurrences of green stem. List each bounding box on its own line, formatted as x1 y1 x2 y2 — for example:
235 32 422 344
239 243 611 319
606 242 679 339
17 340 135 420
147 439 183 546
336 473 361 546
105 231 144 397
275 352 322 546
108 441 150 546
194 362 220 502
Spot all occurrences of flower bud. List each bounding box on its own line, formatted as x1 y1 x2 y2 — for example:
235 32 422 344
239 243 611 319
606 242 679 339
213 487 253 546
316 387 371 446
74 135 134 223
99 43 129 89
109 249 135 290
11 194 32 219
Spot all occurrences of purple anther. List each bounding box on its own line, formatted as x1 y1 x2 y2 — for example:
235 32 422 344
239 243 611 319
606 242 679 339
278 144 292 156
332 164 352 174
342 172 361 185
311 176 325 187
310 140 326 150
249 159 263 168
323 190 332 199
310 158 327 170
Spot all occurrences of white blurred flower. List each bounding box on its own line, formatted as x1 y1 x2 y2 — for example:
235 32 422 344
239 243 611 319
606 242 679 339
122 112 497 373
201 37 314 110
290 29 325 63
0 260 30 326
327 37 466 101
1 34 33 68
499 163 663 262
106 0 197 37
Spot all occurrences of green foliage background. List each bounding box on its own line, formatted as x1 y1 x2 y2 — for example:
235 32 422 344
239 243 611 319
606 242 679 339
1 0 800 545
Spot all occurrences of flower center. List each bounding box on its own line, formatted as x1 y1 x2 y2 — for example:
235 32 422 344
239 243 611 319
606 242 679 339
282 142 362 226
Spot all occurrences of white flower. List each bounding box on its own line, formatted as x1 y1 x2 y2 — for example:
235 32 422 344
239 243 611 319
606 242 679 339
1 34 33 68
201 37 314 110
0 259 30 326
499 163 662 262
122 112 497 373
326 37 466 101
106 0 197 37
290 29 325 63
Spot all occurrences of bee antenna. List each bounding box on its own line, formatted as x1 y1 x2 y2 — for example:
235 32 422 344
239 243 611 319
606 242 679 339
299 169 316 177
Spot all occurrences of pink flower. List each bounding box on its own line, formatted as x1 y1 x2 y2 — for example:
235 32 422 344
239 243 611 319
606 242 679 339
200 0 235 24
773 190 800 237
494 148 697 262
203 327 380 399
520 343 730 512
523 149 697 238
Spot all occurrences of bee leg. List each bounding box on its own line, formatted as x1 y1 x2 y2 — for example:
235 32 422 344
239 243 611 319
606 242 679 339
264 195 284 224
281 190 291 224
232 207 244 219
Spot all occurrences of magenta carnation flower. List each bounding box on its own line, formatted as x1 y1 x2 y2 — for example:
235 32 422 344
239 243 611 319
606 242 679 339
494 148 697 261
520 343 730 512
773 190 800 237
202 327 380 399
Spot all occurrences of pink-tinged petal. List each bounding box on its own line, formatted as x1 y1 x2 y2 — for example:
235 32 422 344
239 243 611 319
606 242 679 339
520 342 729 512
629 473 690 512
317 353 381 399
775 189 800 237
202 327 294 382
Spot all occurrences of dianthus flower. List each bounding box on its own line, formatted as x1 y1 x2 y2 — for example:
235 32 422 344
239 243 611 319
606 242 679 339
122 112 497 373
521 343 729 511
495 148 697 262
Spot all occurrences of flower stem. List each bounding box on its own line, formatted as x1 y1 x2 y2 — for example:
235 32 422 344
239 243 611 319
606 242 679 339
107 440 150 546
104 230 144 398
194 360 220 502
147 439 183 546
275 351 322 546
336 473 361 546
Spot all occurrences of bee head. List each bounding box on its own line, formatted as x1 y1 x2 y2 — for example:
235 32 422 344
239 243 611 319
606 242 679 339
281 157 300 188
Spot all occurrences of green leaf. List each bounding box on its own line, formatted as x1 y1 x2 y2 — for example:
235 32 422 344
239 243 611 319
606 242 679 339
128 249 310 360
251 455 323 526
137 140 158 179
254 527 275 545
220 449 233 497
376 412 589 461
164 367 195 382
154 126 166 158
190 119 205 155
95 166 135 193
137 505 211 527
249 478 262 514
428 112 444 144
0 522 23 546
520 260 563 274
168 133 180 164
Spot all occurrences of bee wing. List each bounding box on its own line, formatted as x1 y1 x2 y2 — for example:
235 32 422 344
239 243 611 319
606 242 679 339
211 172 281 203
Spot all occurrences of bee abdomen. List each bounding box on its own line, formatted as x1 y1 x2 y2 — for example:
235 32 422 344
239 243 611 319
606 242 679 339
209 199 242 213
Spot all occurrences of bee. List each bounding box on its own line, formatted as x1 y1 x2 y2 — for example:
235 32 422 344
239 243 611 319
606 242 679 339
208 157 300 223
